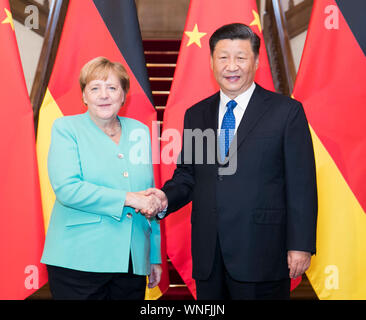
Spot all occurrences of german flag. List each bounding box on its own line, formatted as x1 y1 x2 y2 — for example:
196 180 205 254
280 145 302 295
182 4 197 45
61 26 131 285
293 0 366 299
0 0 47 299
36 0 168 299
160 0 276 298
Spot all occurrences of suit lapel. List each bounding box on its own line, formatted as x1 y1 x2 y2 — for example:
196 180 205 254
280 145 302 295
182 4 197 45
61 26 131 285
203 92 220 166
227 85 272 160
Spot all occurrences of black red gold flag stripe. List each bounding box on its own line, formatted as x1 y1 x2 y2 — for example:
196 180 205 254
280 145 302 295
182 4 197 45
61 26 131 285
93 0 153 104
335 0 366 54
293 0 366 299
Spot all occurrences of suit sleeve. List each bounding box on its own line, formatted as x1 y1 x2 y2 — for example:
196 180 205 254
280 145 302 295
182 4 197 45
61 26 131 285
48 119 126 221
161 110 195 216
284 101 318 254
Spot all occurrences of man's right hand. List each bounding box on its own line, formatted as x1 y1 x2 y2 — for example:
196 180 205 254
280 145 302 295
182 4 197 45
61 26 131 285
125 191 161 216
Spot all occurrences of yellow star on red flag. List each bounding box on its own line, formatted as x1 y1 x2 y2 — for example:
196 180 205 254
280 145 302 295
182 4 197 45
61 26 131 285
1 8 14 30
185 24 207 48
250 9 262 33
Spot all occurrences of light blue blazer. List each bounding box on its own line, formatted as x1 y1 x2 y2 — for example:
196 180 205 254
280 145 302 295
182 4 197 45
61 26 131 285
41 112 161 275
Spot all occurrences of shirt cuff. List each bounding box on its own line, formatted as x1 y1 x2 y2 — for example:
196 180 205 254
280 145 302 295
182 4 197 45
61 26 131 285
157 206 168 219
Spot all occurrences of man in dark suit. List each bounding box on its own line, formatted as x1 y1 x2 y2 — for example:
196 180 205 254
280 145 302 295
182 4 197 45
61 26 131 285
144 23 317 300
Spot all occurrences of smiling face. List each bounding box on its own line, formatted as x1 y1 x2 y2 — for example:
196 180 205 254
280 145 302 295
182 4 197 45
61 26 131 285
83 71 125 122
210 39 259 99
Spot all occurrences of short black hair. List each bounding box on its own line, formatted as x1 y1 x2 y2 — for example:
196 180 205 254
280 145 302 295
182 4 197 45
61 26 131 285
209 23 261 57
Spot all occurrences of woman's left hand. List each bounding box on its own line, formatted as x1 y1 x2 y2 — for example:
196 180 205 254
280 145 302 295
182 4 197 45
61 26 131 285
148 264 162 288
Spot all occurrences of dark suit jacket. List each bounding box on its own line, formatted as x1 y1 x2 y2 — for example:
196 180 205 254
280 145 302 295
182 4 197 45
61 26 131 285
161 84 317 282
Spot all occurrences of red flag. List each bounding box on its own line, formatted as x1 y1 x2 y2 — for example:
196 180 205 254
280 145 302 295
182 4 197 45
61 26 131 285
36 0 168 299
0 0 47 299
293 0 366 299
161 0 277 298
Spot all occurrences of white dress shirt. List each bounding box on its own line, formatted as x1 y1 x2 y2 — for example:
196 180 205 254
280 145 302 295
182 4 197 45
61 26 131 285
218 82 256 133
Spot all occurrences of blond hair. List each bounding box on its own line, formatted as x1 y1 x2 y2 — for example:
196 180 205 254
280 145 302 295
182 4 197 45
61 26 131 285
79 57 130 94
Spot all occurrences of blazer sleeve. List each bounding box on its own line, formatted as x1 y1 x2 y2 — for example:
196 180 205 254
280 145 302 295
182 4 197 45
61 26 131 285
161 109 195 216
48 118 126 221
149 218 162 264
146 130 162 264
284 101 318 254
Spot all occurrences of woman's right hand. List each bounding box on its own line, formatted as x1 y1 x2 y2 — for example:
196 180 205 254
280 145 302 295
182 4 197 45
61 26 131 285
125 192 162 216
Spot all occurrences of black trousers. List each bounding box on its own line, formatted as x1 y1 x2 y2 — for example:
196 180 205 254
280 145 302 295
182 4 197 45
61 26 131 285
47 258 147 300
195 239 291 300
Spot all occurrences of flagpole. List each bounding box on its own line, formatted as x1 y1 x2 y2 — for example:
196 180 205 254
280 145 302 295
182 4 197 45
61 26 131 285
30 0 69 135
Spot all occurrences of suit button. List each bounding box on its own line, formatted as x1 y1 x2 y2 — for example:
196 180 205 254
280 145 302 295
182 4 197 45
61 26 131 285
118 153 124 159
217 175 223 181
126 213 132 218
123 171 129 178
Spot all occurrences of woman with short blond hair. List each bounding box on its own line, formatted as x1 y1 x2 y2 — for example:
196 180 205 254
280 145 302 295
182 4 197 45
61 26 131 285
41 57 163 300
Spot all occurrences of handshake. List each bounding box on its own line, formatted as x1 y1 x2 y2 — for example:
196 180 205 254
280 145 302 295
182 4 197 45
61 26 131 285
125 188 168 219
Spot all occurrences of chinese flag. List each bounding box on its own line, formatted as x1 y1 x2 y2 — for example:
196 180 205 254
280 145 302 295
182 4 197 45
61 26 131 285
293 0 366 299
36 0 168 299
160 0 281 298
0 0 47 299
